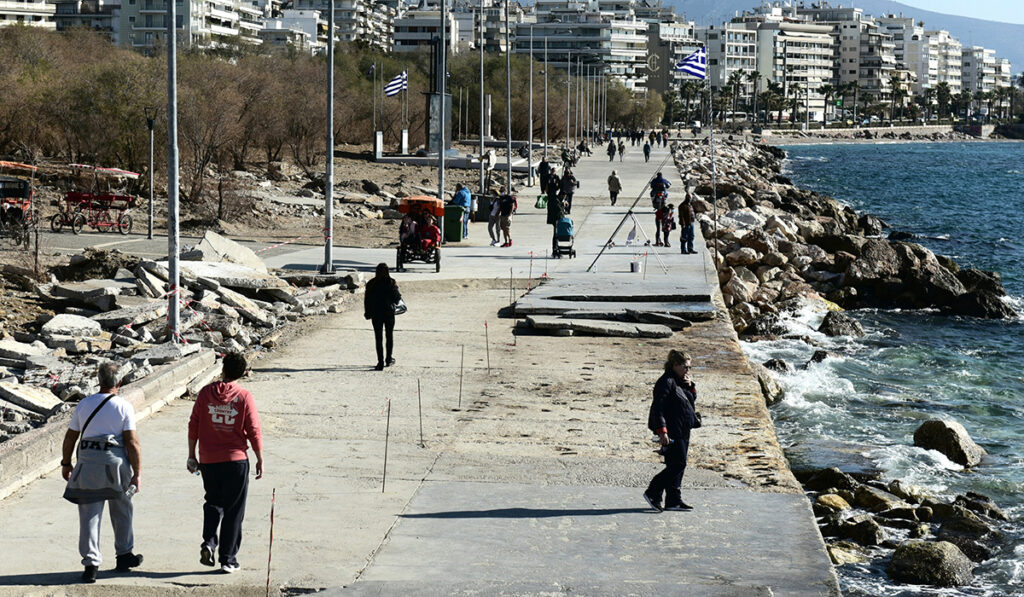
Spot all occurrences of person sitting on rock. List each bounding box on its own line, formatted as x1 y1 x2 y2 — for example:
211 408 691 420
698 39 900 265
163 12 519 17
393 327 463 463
420 215 441 253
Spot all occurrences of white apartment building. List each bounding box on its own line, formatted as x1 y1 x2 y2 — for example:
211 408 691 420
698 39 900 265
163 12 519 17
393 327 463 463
926 29 962 94
291 0 392 52
994 58 1012 89
119 0 268 50
518 0 649 90
0 0 56 29
54 0 120 41
392 7 458 53
753 21 833 121
696 24 756 92
259 8 324 53
961 46 997 94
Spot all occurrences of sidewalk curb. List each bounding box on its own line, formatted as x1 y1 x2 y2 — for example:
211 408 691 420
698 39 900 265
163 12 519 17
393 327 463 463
0 349 216 501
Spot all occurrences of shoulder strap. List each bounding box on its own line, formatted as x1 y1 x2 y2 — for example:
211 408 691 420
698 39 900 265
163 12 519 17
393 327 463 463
75 394 116 459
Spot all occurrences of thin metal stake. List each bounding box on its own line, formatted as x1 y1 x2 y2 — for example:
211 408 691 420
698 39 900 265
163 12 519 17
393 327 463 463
484 322 490 374
458 345 465 409
418 379 424 447
265 488 276 597
382 400 391 493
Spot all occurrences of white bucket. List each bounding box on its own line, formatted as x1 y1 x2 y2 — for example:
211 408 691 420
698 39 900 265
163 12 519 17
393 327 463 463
630 261 643 273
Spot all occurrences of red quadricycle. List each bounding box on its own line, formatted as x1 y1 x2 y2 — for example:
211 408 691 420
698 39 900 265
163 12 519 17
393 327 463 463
0 161 38 248
51 164 139 235
396 195 444 273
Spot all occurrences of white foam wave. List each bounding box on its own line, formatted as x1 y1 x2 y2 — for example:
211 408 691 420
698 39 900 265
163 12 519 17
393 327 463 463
868 445 962 488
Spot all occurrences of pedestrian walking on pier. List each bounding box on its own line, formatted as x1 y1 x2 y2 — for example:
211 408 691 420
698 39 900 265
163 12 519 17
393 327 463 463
679 196 696 254
487 191 502 246
364 263 403 369
498 187 517 247
607 140 616 161
644 350 698 512
546 186 566 255
607 170 622 206
538 157 552 193
62 362 144 583
618 140 625 161
188 352 264 574
559 168 579 214
643 142 651 163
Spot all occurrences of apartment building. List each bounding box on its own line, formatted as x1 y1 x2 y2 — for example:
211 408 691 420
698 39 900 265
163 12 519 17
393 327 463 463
961 46 997 94
926 29 962 94
54 0 119 41
392 6 458 53
519 0 649 90
259 8 324 53
291 0 392 52
695 24 756 92
646 21 701 97
0 0 56 29
119 0 269 49
753 21 833 121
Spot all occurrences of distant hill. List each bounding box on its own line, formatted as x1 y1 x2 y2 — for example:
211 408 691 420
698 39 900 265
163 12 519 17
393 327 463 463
671 0 1023 74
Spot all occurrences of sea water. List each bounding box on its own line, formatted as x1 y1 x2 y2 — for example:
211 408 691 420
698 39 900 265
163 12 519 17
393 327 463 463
746 142 1024 596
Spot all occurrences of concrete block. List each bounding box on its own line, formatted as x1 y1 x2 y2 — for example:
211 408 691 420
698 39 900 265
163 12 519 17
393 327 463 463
42 334 113 354
0 382 65 417
217 287 275 327
172 260 286 290
0 339 50 361
262 287 299 306
91 300 169 330
134 265 166 297
41 314 102 338
526 316 673 338
195 230 268 273
51 280 127 301
132 342 203 365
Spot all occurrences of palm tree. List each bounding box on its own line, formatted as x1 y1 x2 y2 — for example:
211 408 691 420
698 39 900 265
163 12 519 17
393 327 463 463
922 87 937 120
747 71 761 121
888 75 903 121
789 83 802 125
765 81 783 125
936 82 951 118
727 69 745 115
954 90 973 119
819 83 835 126
848 81 861 122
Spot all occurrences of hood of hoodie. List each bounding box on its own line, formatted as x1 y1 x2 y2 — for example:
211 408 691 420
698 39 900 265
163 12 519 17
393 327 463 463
206 381 246 405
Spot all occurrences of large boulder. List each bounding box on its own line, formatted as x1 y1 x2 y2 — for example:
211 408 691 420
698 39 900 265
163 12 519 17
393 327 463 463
913 419 987 468
954 492 1009 522
817 311 865 337
725 247 760 267
844 239 901 286
751 362 784 406
827 541 870 565
739 229 777 255
838 514 885 546
950 290 1017 319
858 214 885 236
887 541 974 587
813 494 852 516
803 467 858 492
937 511 1002 562
956 268 1005 296
855 485 907 512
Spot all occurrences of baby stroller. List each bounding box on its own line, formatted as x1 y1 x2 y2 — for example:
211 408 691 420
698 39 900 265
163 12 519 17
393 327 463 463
554 216 576 258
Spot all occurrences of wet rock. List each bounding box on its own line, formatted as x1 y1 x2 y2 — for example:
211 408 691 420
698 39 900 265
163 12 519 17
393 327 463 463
937 511 1001 562
804 467 858 492
826 540 869 565
887 480 927 504
950 290 1017 319
813 494 852 516
955 269 1005 296
954 492 1009 522
762 358 792 373
888 541 973 587
838 514 885 546
858 214 885 236
750 362 784 406
805 350 833 366
744 313 788 338
855 485 906 512
916 506 934 522
887 231 916 241
913 419 987 467
817 311 865 338
878 507 919 522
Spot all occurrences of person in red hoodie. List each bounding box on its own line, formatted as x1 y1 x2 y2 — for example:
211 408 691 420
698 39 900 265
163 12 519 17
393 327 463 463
186 352 263 573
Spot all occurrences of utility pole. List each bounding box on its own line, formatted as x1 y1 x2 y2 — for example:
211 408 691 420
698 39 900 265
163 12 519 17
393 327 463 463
144 107 155 240
478 7 485 195
528 26 534 186
322 0 335 274
439 0 447 211
566 50 571 148
503 0 512 190
543 36 548 159
166 0 179 341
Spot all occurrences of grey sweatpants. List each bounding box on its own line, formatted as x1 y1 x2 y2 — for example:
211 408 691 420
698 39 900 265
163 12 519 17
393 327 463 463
79 495 134 566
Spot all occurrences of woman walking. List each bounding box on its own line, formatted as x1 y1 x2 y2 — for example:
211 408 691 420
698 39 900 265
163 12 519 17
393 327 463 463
644 350 698 512
364 263 402 371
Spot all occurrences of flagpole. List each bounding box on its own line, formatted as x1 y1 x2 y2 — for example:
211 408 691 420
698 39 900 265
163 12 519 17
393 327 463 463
565 50 570 150
322 0 335 274
504 0 511 191
708 67 718 269
478 8 485 196
439 0 447 218
543 36 548 160
528 25 534 187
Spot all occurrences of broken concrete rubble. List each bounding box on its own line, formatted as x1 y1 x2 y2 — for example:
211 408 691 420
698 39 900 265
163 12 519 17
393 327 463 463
194 230 268 273
41 314 102 338
0 381 67 417
526 315 674 338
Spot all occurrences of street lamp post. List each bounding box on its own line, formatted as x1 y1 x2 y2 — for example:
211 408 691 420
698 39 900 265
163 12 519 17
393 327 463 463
166 0 179 341
144 106 156 240
322 0 335 274
543 36 548 160
503 0 511 188
478 8 485 195
528 26 533 187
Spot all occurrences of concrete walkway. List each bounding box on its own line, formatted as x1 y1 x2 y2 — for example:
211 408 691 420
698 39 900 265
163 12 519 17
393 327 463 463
0 142 839 596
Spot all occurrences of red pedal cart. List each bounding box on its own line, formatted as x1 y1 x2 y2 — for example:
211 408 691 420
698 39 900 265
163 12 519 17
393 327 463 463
52 164 139 235
0 161 38 248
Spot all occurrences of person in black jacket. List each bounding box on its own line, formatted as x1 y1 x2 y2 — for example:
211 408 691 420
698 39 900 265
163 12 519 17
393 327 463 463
363 263 402 371
644 350 698 512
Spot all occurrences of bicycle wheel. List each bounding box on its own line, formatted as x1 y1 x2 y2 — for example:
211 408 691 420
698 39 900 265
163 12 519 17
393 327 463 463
117 213 133 235
71 213 85 235
50 213 64 233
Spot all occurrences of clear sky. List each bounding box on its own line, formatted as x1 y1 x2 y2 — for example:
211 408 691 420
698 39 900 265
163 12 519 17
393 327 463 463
898 0 1024 25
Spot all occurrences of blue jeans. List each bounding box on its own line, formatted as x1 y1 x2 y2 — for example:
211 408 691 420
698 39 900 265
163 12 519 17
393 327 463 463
681 223 694 253
463 213 469 237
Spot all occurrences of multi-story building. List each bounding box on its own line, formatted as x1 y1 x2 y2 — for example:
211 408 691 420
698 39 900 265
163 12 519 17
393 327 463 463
119 0 268 50
0 0 56 29
752 21 833 121
994 58 1012 89
518 0 649 90
646 21 701 98
961 46 997 94
291 0 392 52
927 29 962 94
392 6 459 53
54 0 120 41
258 8 324 53
695 24 756 92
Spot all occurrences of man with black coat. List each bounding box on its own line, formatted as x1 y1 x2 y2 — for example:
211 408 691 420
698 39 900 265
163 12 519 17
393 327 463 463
644 350 698 512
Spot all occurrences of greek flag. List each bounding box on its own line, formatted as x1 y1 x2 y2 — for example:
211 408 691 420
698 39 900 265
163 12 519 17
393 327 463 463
675 47 707 80
384 70 408 97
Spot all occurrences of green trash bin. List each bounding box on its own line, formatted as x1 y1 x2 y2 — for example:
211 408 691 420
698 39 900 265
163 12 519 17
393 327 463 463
444 205 465 243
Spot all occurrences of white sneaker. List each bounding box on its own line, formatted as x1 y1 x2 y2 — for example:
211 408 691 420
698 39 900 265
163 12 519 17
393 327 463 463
221 563 240 574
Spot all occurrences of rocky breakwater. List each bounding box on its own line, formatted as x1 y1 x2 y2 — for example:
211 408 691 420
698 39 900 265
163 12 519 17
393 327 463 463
670 140 1016 337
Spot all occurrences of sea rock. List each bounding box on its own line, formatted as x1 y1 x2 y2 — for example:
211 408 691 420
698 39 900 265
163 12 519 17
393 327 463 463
827 541 869 566
725 247 760 267
743 313 788 338
878 507 919 522
806 350 833 366
813 494 852 516
913 419 987 467
955 269 1005 296
750 362 784 406
858 214 885 236
817 311 865 338
855 485 906 512
888 541 974 587
838 514 885 546
954 492 1009 522
41 314 102 339
803 467 858 492
887 480 927 504
844 239 901 286
936 511 1001 562
950 290 1017 319
762 358 792 373
739 229 777 255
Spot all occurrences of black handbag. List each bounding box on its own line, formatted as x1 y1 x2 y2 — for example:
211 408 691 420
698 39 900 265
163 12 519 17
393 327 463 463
392 299 407 316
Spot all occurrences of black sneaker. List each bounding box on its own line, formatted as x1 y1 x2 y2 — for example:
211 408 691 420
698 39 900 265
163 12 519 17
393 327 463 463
642 491 663 512
664 501 694 512
374 363 384 371
200 544 215 567
386 357 396 367
114 552 143 572
82 565 98 583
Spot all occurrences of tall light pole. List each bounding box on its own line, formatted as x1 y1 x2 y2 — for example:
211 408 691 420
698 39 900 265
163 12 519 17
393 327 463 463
439 0 447 210
144 106 156 240
566 50 571 148
322 0 335 274
166 0 179 341
478 7 485 195
528 25 533 187
503 0 511 189
543 36 548 160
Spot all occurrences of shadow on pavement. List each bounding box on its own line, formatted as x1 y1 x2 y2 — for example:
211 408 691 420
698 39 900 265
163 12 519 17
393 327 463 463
403 507 650 519
0 569 197 585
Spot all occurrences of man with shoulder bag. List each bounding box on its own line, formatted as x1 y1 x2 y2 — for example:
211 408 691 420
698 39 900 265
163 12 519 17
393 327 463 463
61 362 144 583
